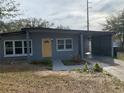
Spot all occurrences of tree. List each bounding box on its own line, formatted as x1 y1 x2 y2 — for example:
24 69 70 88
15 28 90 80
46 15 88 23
1 18 70 32
0 0 19 32
0 21 7 32
0 0 19 20
56 24 70 29
103 9 124 47
1 18 55 32
0 1 70 32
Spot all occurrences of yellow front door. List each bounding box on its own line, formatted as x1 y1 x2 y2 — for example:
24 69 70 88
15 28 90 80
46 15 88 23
42 39 52 57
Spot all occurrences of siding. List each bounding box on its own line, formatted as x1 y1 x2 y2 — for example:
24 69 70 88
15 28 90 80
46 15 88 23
0 32 80 61
30 32 80 60
0 33 28 60
0 31 113 61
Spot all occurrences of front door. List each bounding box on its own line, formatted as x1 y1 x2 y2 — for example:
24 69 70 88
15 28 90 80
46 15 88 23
42 39 52 57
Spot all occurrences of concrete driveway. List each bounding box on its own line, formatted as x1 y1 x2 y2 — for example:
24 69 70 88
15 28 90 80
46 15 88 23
87 57 124 82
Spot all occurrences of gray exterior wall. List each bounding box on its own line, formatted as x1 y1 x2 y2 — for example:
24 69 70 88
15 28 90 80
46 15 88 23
0 30 113 61
30 32 80 60
0 32 80 61
0 33 27 61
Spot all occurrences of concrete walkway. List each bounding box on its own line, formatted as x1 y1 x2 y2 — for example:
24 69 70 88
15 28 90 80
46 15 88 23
87 57 124 82
53 57 124 82
52 60 83 71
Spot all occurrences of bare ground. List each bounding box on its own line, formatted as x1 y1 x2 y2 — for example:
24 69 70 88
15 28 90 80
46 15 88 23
0 63 124 93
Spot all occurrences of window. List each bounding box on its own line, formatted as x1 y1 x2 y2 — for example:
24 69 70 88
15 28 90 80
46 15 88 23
15 41 23 54
57 40 64 50
5 41 13 55
66 39 72 49
4 40 32 57
24 41 32 54
56 38 73 51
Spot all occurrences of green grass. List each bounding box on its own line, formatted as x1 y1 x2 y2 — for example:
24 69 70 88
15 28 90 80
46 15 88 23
62 59 89 66
62 60 75 65
0 62 52 73
30 58 52 69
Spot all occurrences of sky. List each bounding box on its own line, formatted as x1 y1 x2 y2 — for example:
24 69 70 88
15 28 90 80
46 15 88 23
16 0 124 30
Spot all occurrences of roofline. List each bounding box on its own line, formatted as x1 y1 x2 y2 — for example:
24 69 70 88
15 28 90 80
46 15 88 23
22 27 115 34
21 27 107 32
0 27 116 35
0 30 25 35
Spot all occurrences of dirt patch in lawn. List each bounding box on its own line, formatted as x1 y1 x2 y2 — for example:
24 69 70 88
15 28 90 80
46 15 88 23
0 64 124 93
34 71 124 93
34 71 82 78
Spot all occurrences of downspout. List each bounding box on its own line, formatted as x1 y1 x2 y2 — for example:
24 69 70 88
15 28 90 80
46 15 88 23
80 33 84 59
26 31 30 62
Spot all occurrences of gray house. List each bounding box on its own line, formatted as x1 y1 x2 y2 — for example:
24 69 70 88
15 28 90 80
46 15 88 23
0 28 114 61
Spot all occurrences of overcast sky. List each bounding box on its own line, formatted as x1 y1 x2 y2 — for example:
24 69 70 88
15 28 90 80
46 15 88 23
16 0 124 30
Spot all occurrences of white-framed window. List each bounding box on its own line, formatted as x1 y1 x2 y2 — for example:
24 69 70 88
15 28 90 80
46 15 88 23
4 41 13 55
4 40 32 57
15 41 23 55
24 41 32 54
56 38 73 51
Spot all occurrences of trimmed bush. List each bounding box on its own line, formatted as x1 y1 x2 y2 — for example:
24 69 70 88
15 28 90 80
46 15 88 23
41 58 52 67
30 61 41 65
83 63 89 72
30 58 52 67
93 63 103 72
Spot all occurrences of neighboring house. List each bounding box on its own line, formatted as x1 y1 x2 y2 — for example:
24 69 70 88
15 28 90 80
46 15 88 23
0 27 114 61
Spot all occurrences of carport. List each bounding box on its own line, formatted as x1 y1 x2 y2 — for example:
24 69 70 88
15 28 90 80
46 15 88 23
82 31 114 57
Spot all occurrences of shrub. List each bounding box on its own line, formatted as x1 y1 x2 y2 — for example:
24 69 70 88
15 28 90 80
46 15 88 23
83 63 89 72
41 58 52 67
93 63 103 72
30 61 41 65
30 58 52 67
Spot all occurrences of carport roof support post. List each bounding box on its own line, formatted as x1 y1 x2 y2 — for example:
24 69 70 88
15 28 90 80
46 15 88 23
111 35 114 57
80 33 84 59
26 31 30 62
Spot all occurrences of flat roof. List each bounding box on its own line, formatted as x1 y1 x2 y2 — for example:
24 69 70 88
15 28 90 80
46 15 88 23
0 27 115 36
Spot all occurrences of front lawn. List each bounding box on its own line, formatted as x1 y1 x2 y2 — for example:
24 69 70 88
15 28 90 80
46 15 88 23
0 63 124 93
62 59 90 66
0 61 52 73
30 58 52 69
